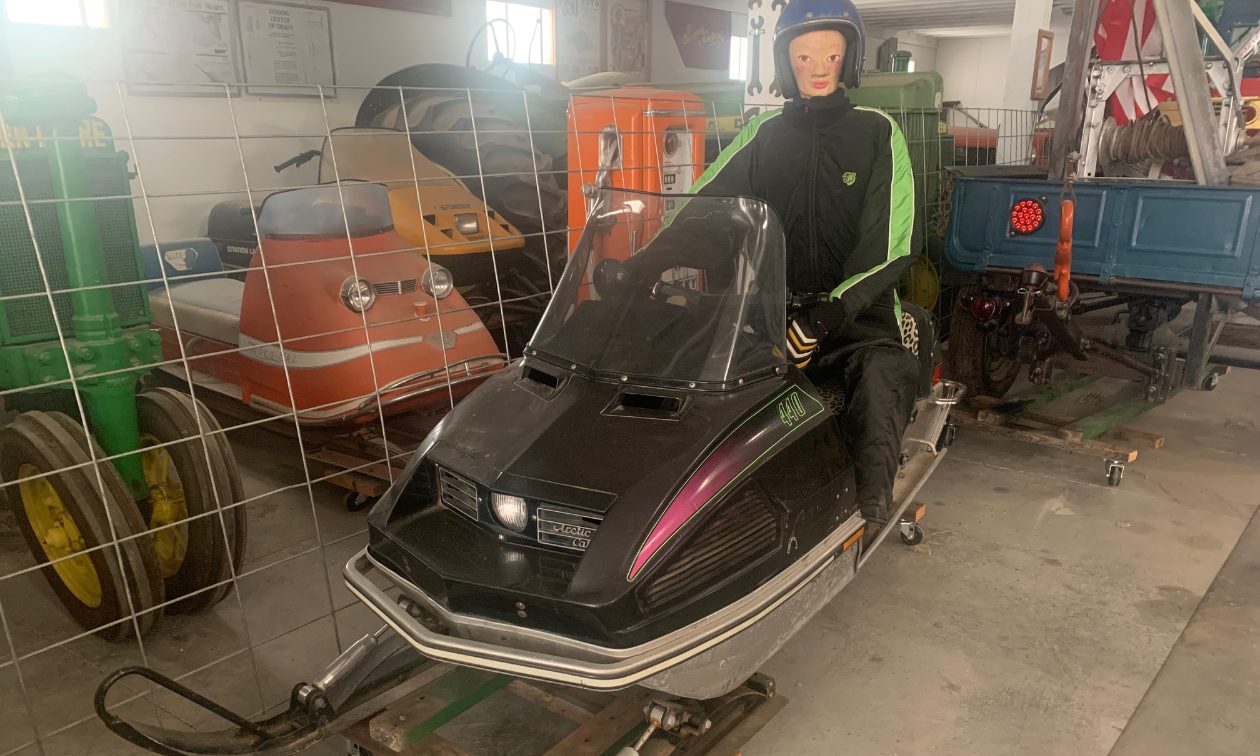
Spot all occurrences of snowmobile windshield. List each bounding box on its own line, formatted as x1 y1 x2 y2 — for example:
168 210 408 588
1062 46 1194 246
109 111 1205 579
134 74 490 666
257 182 394 240
530 189 788 389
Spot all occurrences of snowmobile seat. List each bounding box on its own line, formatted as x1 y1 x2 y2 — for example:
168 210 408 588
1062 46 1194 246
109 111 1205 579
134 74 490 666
139 238 226 290
148 278 244 346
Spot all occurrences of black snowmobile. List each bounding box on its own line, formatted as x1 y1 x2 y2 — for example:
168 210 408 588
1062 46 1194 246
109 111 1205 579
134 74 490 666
95 188 961 755
346 188 962 696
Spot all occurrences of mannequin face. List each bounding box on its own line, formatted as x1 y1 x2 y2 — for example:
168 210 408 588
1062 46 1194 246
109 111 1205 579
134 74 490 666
788 30 848 98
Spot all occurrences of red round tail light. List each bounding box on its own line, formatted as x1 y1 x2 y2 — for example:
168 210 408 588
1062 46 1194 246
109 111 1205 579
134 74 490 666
970 296 997 321
1010 198 1045 235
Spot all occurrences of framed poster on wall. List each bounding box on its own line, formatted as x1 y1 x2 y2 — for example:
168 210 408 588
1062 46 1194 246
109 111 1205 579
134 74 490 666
326 0 452 14
663 1 730 71
556 0 603 82
121 0 240 96
1030 29 1054 100
238 1 336 96
606 0 650 80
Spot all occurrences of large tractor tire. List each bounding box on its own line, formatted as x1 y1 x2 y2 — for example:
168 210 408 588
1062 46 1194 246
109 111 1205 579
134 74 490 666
945 289 1020 401
135 389 246 615
1 411 164 641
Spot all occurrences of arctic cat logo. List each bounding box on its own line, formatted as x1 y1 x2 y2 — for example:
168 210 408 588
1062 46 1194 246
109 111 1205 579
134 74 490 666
778 391 807 427
842 171 857 186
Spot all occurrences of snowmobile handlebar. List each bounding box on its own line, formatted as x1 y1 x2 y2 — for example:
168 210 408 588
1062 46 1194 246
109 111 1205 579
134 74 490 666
788 292 829 313
274 150 321 173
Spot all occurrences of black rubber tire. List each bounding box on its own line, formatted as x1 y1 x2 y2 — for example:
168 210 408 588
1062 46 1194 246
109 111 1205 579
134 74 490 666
936 423 958 452
136 389 245 615
945 290 1020 401
900 523 925 546
46 411 167 636
0 412 164 641
343 491 380 513
1108 466 1124 487
185 391 248 580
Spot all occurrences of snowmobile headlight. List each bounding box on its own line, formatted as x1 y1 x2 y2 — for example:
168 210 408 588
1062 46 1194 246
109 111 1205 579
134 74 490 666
423 265 454 299
340 277 376 313
491 492 529 532
454 213 480 235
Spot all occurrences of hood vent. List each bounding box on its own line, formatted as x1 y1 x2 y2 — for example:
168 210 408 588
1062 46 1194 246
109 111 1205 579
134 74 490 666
437 466 479 521
619 392 681 414
643 485 778 609
603 389 688 419
525 365 560 389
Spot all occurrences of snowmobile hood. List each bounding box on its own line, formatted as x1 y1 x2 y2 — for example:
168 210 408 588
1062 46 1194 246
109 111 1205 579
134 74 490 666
366 358 845 647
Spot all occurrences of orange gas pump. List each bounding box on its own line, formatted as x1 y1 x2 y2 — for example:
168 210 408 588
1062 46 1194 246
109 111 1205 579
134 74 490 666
566 87 708 254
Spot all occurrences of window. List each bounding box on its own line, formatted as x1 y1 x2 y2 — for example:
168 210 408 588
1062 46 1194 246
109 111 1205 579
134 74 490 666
485 1 555 65
5 0 109 27
729 35 748 81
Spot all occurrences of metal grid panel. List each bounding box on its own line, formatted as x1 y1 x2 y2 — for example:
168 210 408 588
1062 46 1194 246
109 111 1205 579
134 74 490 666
0 156 73 342
0 77 1049 756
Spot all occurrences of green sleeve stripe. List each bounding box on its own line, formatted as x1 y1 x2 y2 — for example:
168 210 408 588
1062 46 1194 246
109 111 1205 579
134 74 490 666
689 108 781 194
829 107 915 301
893 290 904 341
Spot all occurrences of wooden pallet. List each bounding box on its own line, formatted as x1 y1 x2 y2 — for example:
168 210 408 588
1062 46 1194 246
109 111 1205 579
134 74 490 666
339 664 786 756
953 372 1170 482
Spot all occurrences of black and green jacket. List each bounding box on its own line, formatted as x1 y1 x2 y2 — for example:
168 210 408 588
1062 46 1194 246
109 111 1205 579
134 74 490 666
692 88 917 343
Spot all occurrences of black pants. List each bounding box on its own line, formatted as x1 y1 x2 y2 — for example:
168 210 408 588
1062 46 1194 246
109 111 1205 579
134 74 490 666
809 340 920 522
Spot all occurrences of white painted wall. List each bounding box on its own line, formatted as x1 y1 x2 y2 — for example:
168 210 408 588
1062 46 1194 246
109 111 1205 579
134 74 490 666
0 0 495 244
932 7 1071 112
935 34 1013 110
648 0 746 84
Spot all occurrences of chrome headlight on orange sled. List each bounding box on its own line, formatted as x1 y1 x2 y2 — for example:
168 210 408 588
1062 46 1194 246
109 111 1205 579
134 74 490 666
423 265 454 299
340 276 376 313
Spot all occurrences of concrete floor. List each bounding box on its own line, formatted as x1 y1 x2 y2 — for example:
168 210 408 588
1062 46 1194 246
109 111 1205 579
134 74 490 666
3 371 1260 756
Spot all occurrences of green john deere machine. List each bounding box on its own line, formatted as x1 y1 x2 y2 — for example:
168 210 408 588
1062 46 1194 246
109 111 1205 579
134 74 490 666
0 81 244 641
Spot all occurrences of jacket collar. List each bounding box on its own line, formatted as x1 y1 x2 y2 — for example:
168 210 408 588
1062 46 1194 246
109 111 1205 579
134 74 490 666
783 88 854 127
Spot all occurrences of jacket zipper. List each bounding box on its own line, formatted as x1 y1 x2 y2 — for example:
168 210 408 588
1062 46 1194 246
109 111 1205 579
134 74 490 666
807 103 820 292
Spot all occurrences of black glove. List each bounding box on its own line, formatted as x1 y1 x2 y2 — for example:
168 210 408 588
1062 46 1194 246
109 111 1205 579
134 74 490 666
807 299 850 339
787 315 820 369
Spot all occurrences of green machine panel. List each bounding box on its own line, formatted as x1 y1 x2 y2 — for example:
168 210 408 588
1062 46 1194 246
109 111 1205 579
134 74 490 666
0 122 150 346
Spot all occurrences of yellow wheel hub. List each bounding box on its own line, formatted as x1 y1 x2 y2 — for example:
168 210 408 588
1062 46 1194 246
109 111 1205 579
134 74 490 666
140 435 189 579
18 463 103 608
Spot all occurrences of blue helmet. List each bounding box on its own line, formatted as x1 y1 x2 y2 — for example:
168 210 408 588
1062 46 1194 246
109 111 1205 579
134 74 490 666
773 0 866 97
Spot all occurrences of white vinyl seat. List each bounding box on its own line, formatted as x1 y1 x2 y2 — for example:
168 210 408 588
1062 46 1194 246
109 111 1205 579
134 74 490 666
148 279 244 346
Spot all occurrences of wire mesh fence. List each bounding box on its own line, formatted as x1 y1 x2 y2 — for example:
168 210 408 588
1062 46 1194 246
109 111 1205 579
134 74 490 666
0 77 1046 756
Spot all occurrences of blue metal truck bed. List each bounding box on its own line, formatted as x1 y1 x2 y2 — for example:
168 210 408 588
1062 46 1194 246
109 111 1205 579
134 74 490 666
945 177 1260 300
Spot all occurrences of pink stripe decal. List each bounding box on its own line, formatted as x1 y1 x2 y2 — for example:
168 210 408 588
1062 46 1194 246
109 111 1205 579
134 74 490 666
627 385 826 581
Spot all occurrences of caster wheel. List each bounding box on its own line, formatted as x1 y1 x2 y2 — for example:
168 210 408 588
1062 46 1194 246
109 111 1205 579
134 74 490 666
136 389 246 615
0 412 164 641
936 422 957 451
900 522 924 546
344 491 380 512
1106 462 1124 487
1202 372 1221 391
